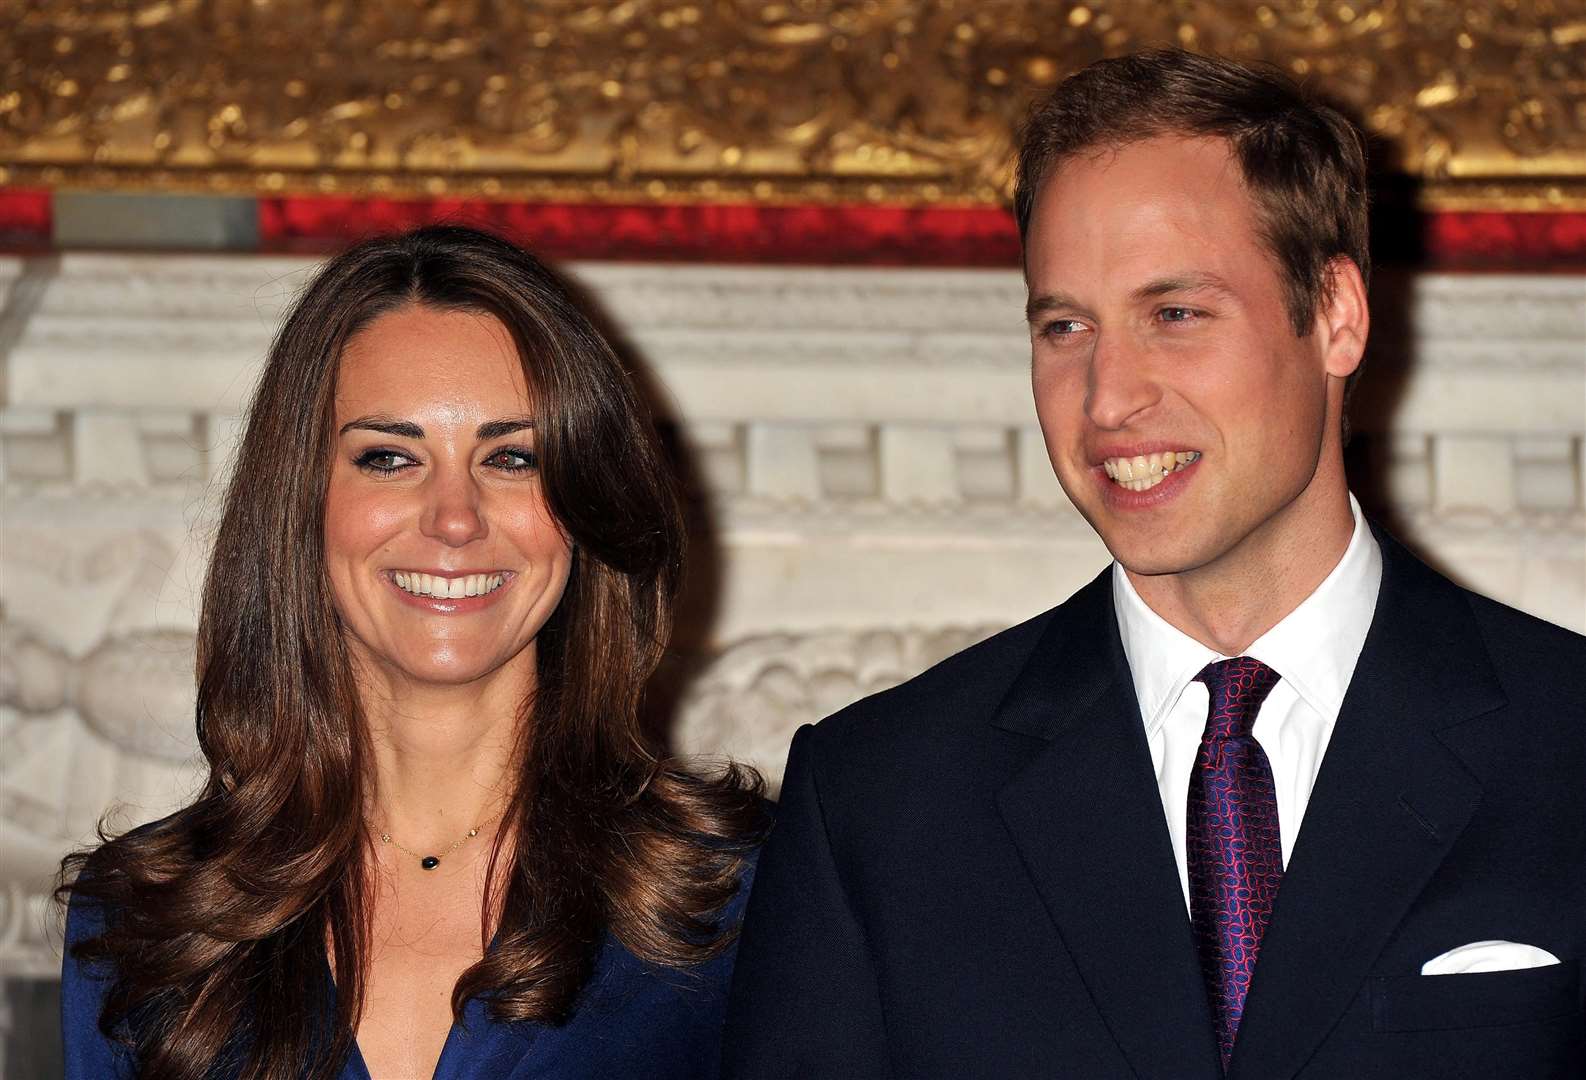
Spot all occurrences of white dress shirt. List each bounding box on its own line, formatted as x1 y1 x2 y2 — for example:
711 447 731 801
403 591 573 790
1112 495 1383 908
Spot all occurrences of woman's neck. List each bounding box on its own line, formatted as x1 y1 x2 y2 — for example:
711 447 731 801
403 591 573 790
357 663 528 849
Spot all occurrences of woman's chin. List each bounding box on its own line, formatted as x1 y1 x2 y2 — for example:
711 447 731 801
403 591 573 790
364 649 521 691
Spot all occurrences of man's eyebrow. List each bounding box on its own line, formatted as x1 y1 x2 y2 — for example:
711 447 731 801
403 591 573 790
1133 273 1238 302
1025 292 1084 323
337 416 536 440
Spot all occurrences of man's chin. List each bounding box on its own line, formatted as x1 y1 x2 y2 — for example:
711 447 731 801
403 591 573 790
1114 556 1197 579
1067 490 1224 577
1102 533 1211 580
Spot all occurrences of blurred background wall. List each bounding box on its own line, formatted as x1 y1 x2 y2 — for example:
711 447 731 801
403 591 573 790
2 2 1584 1074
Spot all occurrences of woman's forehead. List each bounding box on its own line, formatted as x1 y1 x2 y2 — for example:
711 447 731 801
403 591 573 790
335 305 534 423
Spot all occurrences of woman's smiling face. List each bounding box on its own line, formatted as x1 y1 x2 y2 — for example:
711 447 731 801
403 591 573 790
323 303 573 691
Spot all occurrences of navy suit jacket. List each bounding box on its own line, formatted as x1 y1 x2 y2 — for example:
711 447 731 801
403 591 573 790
723 530 1586 1078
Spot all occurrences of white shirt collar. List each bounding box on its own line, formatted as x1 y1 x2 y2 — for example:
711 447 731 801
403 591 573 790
1112 494 1383 735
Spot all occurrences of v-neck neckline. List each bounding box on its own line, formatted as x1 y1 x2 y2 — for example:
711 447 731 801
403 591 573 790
324 948 478 1080
328 910 516 1079
344 1003 471 1080
328 932 539 1079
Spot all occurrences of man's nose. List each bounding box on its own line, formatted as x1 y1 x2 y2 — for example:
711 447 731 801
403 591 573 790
1085 331 1161 430
419 470 488 547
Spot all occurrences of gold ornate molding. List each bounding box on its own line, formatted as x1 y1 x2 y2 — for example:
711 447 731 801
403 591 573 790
2 1 1583 210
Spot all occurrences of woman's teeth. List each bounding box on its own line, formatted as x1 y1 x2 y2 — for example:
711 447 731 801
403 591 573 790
392 572 506 599
1102 450 1200 492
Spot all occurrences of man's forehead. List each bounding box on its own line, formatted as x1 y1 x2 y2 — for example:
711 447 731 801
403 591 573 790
1044 132 1242 184
1023 139 1263 287
1029 135 1249 235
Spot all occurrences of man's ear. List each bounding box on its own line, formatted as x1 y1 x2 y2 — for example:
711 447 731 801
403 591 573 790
1318 256 1369 378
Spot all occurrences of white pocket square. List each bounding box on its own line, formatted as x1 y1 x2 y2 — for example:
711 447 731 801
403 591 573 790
1420 940 1561 975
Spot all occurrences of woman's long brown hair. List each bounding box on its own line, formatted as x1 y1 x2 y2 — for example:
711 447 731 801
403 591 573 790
58 226 765 1080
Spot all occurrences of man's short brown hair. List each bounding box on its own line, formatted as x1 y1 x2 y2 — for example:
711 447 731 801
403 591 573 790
1014 48 1370 338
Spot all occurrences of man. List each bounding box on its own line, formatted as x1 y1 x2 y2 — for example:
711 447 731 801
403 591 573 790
723 49 1585 1079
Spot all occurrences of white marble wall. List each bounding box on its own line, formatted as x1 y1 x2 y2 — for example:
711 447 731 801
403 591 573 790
1 255 1583 1008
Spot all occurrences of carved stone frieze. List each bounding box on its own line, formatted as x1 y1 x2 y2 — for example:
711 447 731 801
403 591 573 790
0 512 203 864
2 622 198 766
2 1 1582 208
675 624 1002 790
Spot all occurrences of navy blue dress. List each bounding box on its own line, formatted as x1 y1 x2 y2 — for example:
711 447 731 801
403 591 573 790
62 857 755 1079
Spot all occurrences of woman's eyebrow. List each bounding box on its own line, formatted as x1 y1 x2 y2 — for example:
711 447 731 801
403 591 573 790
476 417 535 441
339 416 422 438
337 416 536 439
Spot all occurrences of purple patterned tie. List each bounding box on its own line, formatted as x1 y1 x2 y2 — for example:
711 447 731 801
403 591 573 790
1187 656 1284 1070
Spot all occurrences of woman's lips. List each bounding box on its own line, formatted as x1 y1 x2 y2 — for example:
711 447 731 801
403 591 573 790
384 570 514 613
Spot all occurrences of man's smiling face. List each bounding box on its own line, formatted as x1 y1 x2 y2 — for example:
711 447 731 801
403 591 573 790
1024 134 1357 581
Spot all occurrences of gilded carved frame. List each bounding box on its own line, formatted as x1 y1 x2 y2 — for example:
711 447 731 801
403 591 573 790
2 1 1582 210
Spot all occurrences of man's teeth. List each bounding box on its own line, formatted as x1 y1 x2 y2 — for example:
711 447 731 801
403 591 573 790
392 572 507 599
1102 450 1200 492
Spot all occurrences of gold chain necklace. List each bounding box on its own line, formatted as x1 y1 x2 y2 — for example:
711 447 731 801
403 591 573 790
378 813 498 871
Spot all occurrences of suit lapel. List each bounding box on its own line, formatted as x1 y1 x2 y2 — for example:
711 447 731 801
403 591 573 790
1230 532 1505 1079
995 571 1223 1080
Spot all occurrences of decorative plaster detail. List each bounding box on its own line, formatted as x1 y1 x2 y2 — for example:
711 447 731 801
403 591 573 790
676 624 1003 790
3 622 198 763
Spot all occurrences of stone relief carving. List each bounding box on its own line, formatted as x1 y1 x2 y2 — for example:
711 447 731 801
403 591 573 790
0 524 200 843
0 521 205 981
2 621 196 837
675 624 1002 789
2 1 1581 207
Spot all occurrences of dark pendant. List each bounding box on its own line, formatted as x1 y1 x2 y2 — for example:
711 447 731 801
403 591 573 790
420 856 440 870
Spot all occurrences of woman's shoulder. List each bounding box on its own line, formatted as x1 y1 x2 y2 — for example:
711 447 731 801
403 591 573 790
62 810 182 939
693 794 769 948
511 824 766 1076
606 817 764 981
727 809 767 910
60 811 186 1079
61 872 135 1079
62 896 136 1078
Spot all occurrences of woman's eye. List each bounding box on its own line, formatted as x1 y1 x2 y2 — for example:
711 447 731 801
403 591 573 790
484 446 539 472
354 449 415 474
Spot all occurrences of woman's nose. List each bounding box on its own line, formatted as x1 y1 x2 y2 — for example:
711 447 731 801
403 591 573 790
419 474 488 547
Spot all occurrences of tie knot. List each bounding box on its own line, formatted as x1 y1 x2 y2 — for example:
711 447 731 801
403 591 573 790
1194 656 1281 740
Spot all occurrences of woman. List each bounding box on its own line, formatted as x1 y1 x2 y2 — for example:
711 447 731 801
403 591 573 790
60 226 765 1080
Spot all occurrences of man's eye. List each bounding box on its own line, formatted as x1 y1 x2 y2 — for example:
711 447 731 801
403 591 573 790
1158 306 1198 323
485 447 539 472
354 449 415 474
1043 319 1088 338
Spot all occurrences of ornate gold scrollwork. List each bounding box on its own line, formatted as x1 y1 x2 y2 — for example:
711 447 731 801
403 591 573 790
2 1 1581 209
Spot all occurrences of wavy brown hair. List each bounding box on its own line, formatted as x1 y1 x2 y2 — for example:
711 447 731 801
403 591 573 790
59 225 765 1080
